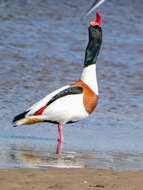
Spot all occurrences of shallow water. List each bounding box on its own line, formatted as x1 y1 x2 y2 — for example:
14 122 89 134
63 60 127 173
0 0 143 170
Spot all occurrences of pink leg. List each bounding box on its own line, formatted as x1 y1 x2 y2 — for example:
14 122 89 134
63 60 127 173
58 124 64 142
56 141 63 154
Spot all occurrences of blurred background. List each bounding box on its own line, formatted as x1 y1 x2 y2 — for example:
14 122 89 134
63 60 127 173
0 0 143 170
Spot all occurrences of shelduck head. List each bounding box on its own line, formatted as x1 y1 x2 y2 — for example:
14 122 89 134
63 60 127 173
84 12 102 66
89 12 102 40
90 12 101 27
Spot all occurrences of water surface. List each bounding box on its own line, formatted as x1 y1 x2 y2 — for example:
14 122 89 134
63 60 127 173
0 0 143 170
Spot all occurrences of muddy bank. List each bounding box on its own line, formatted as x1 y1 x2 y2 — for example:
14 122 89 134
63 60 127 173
0 168 143 190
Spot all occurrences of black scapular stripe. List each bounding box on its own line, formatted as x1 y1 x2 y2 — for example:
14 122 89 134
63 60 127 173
46 86 83 106
13 111 29 123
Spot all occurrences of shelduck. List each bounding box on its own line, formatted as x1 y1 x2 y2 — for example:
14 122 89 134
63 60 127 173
13 12 102 143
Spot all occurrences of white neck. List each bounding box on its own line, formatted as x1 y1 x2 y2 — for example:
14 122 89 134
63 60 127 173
81 64 99 95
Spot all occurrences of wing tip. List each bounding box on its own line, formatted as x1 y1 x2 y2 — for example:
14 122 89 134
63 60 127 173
13 124 18 128
13 111 29 123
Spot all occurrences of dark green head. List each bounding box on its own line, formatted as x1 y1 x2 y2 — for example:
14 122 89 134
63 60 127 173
84 13 102 67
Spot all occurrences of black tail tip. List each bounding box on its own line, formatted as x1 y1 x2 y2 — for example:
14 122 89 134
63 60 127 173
13 125 18 128
13 111 28 123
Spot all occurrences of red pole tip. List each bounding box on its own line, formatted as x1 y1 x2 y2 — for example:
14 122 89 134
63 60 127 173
90 12 101 27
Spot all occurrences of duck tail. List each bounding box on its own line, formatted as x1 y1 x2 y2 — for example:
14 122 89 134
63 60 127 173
12 111 29 127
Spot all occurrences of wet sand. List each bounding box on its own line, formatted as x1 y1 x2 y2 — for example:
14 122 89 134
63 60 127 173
0 168 143 190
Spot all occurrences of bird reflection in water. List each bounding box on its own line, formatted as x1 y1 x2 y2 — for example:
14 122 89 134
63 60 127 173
8 142 84 168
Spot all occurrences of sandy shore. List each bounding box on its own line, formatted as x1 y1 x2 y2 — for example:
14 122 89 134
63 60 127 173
0 168 143 190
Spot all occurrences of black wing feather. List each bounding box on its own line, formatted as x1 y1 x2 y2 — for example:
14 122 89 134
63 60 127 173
46 86 83 106
13 111 29 123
